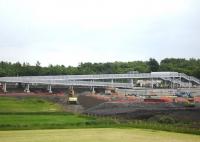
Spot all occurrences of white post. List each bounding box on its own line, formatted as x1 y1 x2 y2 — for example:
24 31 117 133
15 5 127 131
90 80 95 94
27 84 30 93
131 79 134 88
3 83 7 93
111 79 114 88
151 78 153 88
92 87 95 94
24 84 30 93
49 85 52 93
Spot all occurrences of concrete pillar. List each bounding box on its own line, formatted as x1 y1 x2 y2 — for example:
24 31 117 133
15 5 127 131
90 80 95 94
27 84 30 93
3 83 7 93
179 76 182 88
170 78 173 89
48 85 52 93
92 87 95 94
151 78 153 88
111 79 114 88
24 84 30 93
130 79 134 88
164 80 167 88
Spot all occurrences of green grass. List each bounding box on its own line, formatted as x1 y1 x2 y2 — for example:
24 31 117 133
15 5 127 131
0 113 94 130
0 96 63 112
0 128 200 142
0 113 116 130
0 96 199 135
0 113 199 135
0 114 90 125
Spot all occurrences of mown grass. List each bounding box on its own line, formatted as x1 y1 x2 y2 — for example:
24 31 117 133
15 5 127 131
0 113 200 135
0 113 94 130
0 96 63 112
0 113 89 126
0 128 200 142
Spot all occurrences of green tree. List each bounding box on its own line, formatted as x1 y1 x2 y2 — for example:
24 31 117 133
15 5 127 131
147 58 159 72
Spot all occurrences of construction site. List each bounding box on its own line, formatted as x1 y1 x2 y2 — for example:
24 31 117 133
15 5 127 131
0 71 200 121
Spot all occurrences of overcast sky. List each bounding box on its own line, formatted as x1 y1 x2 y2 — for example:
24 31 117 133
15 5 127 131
0 0 200 66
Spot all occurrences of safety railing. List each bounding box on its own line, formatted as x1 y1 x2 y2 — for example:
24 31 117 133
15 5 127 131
0 72 199 86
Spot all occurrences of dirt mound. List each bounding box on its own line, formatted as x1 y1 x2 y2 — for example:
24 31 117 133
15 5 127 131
78 93 142 109
84 101 181 115
78 94 109 109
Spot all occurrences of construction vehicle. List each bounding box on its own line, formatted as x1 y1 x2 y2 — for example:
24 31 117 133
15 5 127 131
67 86 78 104
105 87 118 95
175 91 193 98
175 91 195 107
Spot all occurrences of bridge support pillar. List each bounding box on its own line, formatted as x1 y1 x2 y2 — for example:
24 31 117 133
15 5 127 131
111 79 114 88
92 87 95 94
48 85 52 93
130 79 134 88
164 80 167 88
170 77 174 89
24 84 30 93
2 83 7 93
151 78 153 88
171 79 173 89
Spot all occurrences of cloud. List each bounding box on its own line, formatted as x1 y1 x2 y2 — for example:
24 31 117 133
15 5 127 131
0 0 199 66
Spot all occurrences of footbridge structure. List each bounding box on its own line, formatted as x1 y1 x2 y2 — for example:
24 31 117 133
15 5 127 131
0 72 199 93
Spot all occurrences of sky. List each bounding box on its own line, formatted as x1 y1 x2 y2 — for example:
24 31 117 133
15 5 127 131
0 0 200 67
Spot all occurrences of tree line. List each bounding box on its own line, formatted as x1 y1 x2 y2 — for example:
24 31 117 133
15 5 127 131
0 58 199 79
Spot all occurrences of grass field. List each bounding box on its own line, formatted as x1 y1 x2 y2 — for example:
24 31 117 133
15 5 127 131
0 96 63 112
0 96 96 130
0 113 93 129
0 128 200 142
0 95 199 135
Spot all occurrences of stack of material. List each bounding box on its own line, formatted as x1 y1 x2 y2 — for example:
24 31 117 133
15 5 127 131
194 96 200 103
174 97 189 103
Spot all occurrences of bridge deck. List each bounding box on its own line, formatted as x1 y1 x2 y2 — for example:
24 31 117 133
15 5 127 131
0 72 199 88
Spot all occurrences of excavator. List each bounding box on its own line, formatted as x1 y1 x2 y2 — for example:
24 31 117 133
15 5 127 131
67 86 78 104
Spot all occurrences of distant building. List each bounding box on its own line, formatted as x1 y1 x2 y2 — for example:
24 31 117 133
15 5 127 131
137 80 162 87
